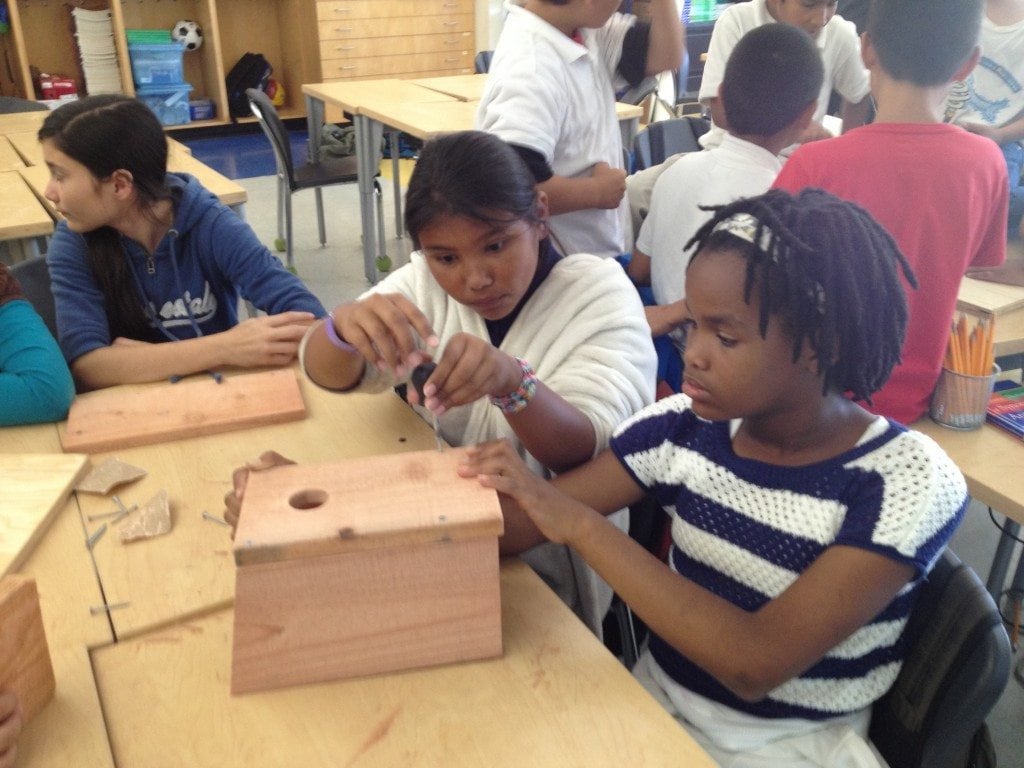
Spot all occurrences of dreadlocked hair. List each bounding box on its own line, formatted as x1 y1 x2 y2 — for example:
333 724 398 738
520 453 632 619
684 188 918 403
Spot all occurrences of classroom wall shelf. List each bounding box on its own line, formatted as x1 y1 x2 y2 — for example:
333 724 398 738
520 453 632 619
1 0 475 129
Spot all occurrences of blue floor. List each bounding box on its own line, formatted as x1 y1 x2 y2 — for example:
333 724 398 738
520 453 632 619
180 129 310 180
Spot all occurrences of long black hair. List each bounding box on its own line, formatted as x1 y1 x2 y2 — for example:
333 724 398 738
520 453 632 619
686 188 918 403
404 130 542 249
38 95 173 340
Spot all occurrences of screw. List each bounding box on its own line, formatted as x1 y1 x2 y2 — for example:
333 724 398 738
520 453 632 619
89 601 130 615
201 510 231 527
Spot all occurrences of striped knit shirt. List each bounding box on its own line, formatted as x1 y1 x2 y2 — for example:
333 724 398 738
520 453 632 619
609 395 968 721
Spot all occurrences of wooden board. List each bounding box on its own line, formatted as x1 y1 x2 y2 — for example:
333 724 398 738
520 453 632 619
233 447 504 565
60 369 307 454
0 453 88 575
0 576 55 724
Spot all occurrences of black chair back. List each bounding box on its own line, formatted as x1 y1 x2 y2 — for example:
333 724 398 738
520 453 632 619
9 256 57 338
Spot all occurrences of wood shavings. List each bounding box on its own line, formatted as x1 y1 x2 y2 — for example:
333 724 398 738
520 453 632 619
119 490 172 543
75 458 147 495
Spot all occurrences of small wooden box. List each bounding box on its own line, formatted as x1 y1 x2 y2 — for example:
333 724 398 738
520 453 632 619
231 448 504 694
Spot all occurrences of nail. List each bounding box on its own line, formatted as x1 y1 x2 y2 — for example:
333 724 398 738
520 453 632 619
86 523 107 549
90 601 130 615
112 495 128 513
202 510 232 527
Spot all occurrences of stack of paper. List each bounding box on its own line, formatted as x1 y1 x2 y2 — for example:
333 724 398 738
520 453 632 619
72 7 123 95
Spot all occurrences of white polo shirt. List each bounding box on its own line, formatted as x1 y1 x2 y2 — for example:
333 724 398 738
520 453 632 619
636 132 781 308
697 0 870 149
476 2 634 259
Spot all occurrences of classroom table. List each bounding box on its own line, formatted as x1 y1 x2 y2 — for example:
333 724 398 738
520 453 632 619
914 417 1024 597
0 169 54 262
0 427 115 767
303 75 645 284
303 79 460 283
0 136 25 170
0 371 717 766
91 559 716 768
0 110 47 136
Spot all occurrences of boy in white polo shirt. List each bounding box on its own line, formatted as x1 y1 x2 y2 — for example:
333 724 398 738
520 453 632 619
700 0 872 149
627 22 823 392
476 0 683 260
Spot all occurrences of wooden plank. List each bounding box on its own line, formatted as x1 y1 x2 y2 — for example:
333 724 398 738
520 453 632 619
93 560 718 767
0 576 55 724
0 136 26 170
234 448 503 564
60 368 307 454
0 453 89 575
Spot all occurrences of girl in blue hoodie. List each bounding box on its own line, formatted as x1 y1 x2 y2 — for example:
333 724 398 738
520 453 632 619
39 95 325 390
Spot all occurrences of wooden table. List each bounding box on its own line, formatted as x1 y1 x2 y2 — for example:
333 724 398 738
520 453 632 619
0 110 46 136
914 417 1024 596
0 136 25 170
0 169 54 262
0 375 717 766
91 560 716 768
64 378 442 640
303 76 644 284
0 427 115 767
958 275 1024 358
303 79 459 283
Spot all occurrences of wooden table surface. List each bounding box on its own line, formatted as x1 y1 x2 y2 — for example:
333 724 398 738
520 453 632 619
303 78 459 113
0 169 54 240
0 371 718 767
0 110 46 136
0 136 25 170
0 426 115 767
92 559 717 768
913 417 1024 526
8 133 192 168
65 378 443 640
410 73 489 101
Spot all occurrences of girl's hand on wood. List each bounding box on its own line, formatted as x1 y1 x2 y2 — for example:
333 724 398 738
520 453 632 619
222 450 295 538
332 295 438 377
456 440 585 545
417 333 520 413
225 312 316 367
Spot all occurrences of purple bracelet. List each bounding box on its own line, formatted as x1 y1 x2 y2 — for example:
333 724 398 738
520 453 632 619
324 311 358 353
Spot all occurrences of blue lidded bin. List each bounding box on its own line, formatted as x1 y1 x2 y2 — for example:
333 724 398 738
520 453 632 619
128 42 186 87
136 83 193 126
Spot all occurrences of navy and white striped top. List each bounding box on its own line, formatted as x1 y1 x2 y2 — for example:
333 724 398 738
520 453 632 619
609 395 968 721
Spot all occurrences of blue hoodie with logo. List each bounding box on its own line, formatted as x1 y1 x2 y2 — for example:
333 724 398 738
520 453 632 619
48 173 325 363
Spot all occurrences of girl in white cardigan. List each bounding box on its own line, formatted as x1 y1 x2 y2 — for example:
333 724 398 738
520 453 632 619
232 131 657 634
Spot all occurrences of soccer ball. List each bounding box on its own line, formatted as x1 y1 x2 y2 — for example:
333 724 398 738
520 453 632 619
171 20 203 51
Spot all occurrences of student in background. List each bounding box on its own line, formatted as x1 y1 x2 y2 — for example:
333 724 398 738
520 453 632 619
0 262 74 426
228 131 656 635
39 95 324 391
476 0 683 259
460 189 968 768
0 690 20 768
774 0 1007 425
627 23 822 392
947 0 1024 239
700 0 871 149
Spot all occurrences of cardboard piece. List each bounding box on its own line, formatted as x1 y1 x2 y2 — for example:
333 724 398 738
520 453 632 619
0 576 56 724
1 453 89 575
231 448 504 694
119 489 172 543
60 368 307 454
75 457 147 494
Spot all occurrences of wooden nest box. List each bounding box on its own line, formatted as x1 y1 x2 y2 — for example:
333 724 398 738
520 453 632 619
231 448 505 694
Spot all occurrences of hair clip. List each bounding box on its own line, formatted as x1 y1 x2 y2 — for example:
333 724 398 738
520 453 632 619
711 212 774 255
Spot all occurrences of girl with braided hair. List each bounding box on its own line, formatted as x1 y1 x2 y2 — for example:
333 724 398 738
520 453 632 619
459 188 969 767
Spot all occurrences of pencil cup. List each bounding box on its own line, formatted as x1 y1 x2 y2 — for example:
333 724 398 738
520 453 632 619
929 364 1000 430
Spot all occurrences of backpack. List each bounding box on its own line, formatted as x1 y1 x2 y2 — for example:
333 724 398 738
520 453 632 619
225 52 271 120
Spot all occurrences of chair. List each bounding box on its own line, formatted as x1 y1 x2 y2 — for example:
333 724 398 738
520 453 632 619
869 548 1011 768
632 116 708 171
474 50 493 74
246 88 380 273
8 255 57 338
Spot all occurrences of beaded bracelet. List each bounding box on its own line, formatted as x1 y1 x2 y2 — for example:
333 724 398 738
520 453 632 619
489 357 537 414
324 311 358 354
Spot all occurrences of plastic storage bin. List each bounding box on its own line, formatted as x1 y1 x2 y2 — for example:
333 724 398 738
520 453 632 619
137 84 193 126
128 42 185 86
